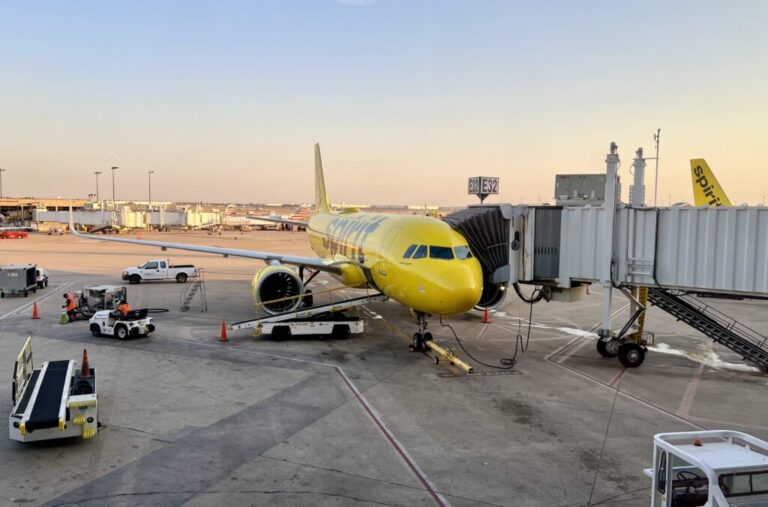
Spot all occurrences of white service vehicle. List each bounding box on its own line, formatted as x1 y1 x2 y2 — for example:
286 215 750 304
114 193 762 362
121 259 196 284
89 309 156 339
646 430 768 506
9 338 99 442
35 266 49 288
230 293 388 340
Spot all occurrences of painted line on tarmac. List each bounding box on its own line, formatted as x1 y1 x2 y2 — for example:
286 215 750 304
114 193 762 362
676 361 705 418
608 368 627 388
544 304 706 430
548 357 706 430
335 367 451 507
0 282 73 321
157 335 451 507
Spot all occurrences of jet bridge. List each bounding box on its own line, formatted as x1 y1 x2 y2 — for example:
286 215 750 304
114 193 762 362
445 143 768 370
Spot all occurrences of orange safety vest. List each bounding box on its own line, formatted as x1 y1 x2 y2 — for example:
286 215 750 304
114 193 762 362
66 295 77 312
117 303 132 316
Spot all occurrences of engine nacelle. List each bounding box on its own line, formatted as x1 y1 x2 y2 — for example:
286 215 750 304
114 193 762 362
251 266 305 315
473 282 507 311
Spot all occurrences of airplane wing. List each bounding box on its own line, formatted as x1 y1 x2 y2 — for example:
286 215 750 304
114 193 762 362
246 215 308 227
69 214 341 274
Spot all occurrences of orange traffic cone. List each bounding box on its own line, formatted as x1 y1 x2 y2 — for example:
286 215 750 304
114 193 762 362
80 349 91 378
483 306 491 324
32 302 40 320
219 321 228 342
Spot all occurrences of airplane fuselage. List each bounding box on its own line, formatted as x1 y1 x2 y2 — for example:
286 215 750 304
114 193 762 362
307 211 483 315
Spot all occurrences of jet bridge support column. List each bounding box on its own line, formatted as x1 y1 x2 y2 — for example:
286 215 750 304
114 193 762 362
598 143 620 340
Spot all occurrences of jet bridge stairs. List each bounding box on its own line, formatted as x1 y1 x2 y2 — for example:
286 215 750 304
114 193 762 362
647 288 768 371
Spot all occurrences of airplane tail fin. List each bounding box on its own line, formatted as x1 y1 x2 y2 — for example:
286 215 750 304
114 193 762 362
690 159 732 207
314 143 331 214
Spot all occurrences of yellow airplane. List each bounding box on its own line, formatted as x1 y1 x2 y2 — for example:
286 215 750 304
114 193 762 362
690 159 732 207
71 144 483 347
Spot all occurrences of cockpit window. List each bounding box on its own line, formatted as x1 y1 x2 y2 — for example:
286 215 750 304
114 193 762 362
454 246 473 259
413 245 428 259
430 246 454 260
403 244 417 259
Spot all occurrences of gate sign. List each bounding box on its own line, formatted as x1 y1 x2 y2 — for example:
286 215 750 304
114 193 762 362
468 176 499 203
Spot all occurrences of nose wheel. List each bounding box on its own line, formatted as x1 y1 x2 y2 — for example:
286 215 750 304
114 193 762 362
410 312 433 352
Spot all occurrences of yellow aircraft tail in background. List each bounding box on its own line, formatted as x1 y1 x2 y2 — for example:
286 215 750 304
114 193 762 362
690 159 732 207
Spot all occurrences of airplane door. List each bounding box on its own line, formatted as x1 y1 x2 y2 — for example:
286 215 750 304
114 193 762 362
376 227 402 278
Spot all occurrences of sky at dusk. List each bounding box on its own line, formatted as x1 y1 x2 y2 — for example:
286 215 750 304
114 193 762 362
0 1 766 206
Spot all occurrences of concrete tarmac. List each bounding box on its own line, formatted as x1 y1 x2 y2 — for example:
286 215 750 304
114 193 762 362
0 231 766 506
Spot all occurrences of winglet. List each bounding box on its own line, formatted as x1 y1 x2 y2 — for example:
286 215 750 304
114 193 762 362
314 143 331 214
690 159 732 207
69 205 81 236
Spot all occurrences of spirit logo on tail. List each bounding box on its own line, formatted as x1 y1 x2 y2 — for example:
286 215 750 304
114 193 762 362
690 159 732 207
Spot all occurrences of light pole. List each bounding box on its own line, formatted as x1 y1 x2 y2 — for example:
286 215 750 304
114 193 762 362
94 171 102 202
653 128 661 206
148 170 155 210
110 166 119 205
0 168 5 198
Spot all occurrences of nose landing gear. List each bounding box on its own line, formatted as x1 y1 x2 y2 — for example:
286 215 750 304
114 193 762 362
410 312 433 352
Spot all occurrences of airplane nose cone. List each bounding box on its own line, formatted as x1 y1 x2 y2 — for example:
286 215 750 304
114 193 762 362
436 266 483 314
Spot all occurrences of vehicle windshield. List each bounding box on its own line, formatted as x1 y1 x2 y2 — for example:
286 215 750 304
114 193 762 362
719 471 768 497
413 245 428 259
403 244 417 259
429 246 454 260
454 245 473 260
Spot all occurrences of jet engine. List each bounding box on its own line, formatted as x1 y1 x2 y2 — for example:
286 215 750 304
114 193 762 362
474 282 507 311
251 266 305 315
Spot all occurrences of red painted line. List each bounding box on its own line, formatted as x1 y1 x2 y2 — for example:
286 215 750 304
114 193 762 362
608 368 626 388
335 368 450 507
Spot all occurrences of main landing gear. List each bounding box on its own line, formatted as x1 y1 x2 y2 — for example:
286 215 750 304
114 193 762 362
596 338 647 368
411 312 433 352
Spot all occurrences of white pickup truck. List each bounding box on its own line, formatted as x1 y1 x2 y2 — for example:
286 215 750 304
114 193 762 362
121 259 196 284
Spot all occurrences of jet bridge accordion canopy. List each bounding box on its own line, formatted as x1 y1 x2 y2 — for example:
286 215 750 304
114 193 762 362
443 206 509 282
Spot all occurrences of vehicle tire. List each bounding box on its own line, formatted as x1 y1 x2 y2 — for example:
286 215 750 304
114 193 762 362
271 326 291 341
617 343 646 368
44 279 48 288
90 324 101 337
412 332 425 351
176 273 188 283
24 290 28 297
302 289 313 308
332 325 350 340
596 339 619 358
129 275 141 285
115 325 128 340
32 288 37 294
1 292 4 298
423 332 433 342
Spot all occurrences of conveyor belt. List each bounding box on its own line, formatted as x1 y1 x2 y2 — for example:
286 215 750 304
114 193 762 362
231 293 387 330
13 370 40 417
27 360 69 430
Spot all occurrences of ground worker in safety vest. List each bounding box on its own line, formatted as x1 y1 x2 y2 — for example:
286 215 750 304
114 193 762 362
116 300 132 318
63 293 78 322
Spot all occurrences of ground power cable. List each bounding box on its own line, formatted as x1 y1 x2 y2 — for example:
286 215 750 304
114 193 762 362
586 369 624 506
440 286 541 369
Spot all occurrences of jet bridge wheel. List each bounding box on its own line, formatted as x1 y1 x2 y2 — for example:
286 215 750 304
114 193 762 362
596 339 619 358
617 343 646 368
